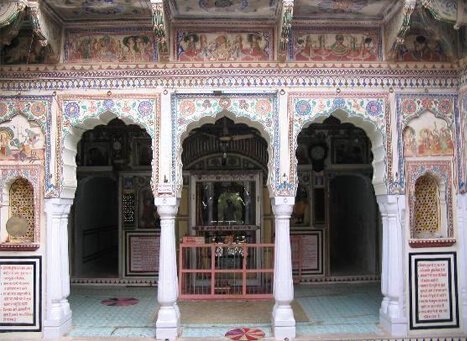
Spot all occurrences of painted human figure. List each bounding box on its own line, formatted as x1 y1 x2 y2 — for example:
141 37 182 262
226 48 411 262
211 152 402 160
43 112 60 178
242 34 267 61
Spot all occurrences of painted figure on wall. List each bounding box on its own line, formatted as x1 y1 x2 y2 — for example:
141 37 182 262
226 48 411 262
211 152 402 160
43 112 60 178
66 31 156 63
403 126 417 157
0 115 44 162
404 113 454 157
177 31 271 62
398 34 449 62
293 31 379 61
2 33 58 64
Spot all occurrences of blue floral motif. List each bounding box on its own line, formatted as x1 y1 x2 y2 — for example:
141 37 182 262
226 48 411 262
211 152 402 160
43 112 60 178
366 100 382 116
64 102 80 118
103 99 114 110
295 100 312 115
138 101 153 117
333 98 346 108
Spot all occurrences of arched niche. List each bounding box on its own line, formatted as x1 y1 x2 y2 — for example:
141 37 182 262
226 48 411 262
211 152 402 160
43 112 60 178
406 160 454 247
0 167 42 249
289 93 389 196
57 95 160 199
172 93 278 197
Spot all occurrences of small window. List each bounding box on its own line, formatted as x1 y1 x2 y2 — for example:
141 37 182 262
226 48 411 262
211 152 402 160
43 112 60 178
7 178 35 243
413 174 441 239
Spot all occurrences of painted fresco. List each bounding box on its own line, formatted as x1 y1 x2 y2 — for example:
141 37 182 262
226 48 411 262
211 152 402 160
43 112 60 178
397 33 452 62
42 0 151 21
0 115 45 162
292 29 380 61
176 31 272 62
403 112 454 157
1 31 58 64
293 0 394 19
169 0 278 18
65 30 157 63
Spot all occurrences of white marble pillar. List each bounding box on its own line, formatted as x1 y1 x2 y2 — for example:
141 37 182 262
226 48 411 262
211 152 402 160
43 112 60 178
457 193 467 332
43 198 73 339
376 194 407 336
155 197 180 341
271 196 296 340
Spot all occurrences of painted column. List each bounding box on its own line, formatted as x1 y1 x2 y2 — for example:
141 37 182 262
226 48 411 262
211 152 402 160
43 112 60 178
43 198 73 339
155 197 180 341
457 193 467 332
271 196 296 340
376 194 408 336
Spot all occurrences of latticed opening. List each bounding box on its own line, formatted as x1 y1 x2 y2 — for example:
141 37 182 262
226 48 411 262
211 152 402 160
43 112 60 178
414 174 440 238
9 178 35 243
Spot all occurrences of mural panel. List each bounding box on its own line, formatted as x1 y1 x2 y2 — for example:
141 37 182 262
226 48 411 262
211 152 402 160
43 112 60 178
175 30 273 62
396 94 458 192
397 33 452 62
42 0 151 21
0 116 45 162
293 0 393 19
291 28 381 61
168 0 279 18
403 112 454 157
65 29 157 63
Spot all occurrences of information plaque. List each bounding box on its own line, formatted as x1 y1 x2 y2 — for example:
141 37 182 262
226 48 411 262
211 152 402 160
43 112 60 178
291 230 324 278
125 231 160 277
0 256 41 332
409 252 459 330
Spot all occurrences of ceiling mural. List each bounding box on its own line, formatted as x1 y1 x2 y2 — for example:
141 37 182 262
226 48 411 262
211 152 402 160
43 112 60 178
43 0 152 21
395 7 458 62
168 0 279 19
293 0 396 20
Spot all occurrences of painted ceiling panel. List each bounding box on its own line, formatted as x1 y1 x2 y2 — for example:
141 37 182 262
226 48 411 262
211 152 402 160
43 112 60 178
294 0 395 20
43 0 153 21
168 0 280 19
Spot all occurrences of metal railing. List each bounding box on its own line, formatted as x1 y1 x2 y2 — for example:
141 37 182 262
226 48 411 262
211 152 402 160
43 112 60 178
179 242 274 300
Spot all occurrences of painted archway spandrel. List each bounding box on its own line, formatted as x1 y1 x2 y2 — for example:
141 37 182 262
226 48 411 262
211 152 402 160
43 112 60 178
172 93 280 197
395 93 458 192
57 94 161 198
287 92 390 193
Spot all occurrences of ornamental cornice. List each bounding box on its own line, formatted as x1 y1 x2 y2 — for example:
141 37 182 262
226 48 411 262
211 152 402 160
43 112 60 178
0 62 460 91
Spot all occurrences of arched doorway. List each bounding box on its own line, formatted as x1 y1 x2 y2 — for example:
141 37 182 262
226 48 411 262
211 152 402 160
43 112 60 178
176 115 276 327
294 115 380 279
292 115 382 335
68 118 158 337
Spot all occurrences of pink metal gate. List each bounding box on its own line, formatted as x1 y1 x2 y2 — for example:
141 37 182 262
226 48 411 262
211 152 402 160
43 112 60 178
179 242 274 300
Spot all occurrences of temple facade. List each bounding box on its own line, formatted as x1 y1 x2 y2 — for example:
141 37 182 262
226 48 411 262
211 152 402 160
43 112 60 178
0 0 466 340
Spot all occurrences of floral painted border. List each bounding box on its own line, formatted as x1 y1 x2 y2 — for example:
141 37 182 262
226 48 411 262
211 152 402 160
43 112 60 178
288 91 391 194
171 92 280 195
57 94 160 197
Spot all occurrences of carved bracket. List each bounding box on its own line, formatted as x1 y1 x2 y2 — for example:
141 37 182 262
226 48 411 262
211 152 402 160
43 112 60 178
0 0 27 46
27 0 61 55
384 0 416 60
151 0 170 62
278 0 294 62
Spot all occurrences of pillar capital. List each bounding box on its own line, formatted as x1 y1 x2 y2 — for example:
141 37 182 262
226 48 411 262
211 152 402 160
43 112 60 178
44 198 73 215
376 194 405 216
271 196 294 217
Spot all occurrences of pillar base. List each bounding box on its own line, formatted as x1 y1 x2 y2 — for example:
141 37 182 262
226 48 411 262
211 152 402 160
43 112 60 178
43 312 72 339
272 304 296 340
380 311 407 337
156 305 180 341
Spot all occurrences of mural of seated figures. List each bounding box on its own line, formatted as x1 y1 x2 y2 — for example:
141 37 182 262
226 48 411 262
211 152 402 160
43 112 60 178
403 112 454 157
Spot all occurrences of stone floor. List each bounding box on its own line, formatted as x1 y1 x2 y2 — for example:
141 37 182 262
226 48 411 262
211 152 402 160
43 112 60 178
2 282 465 340
66 282 384 339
